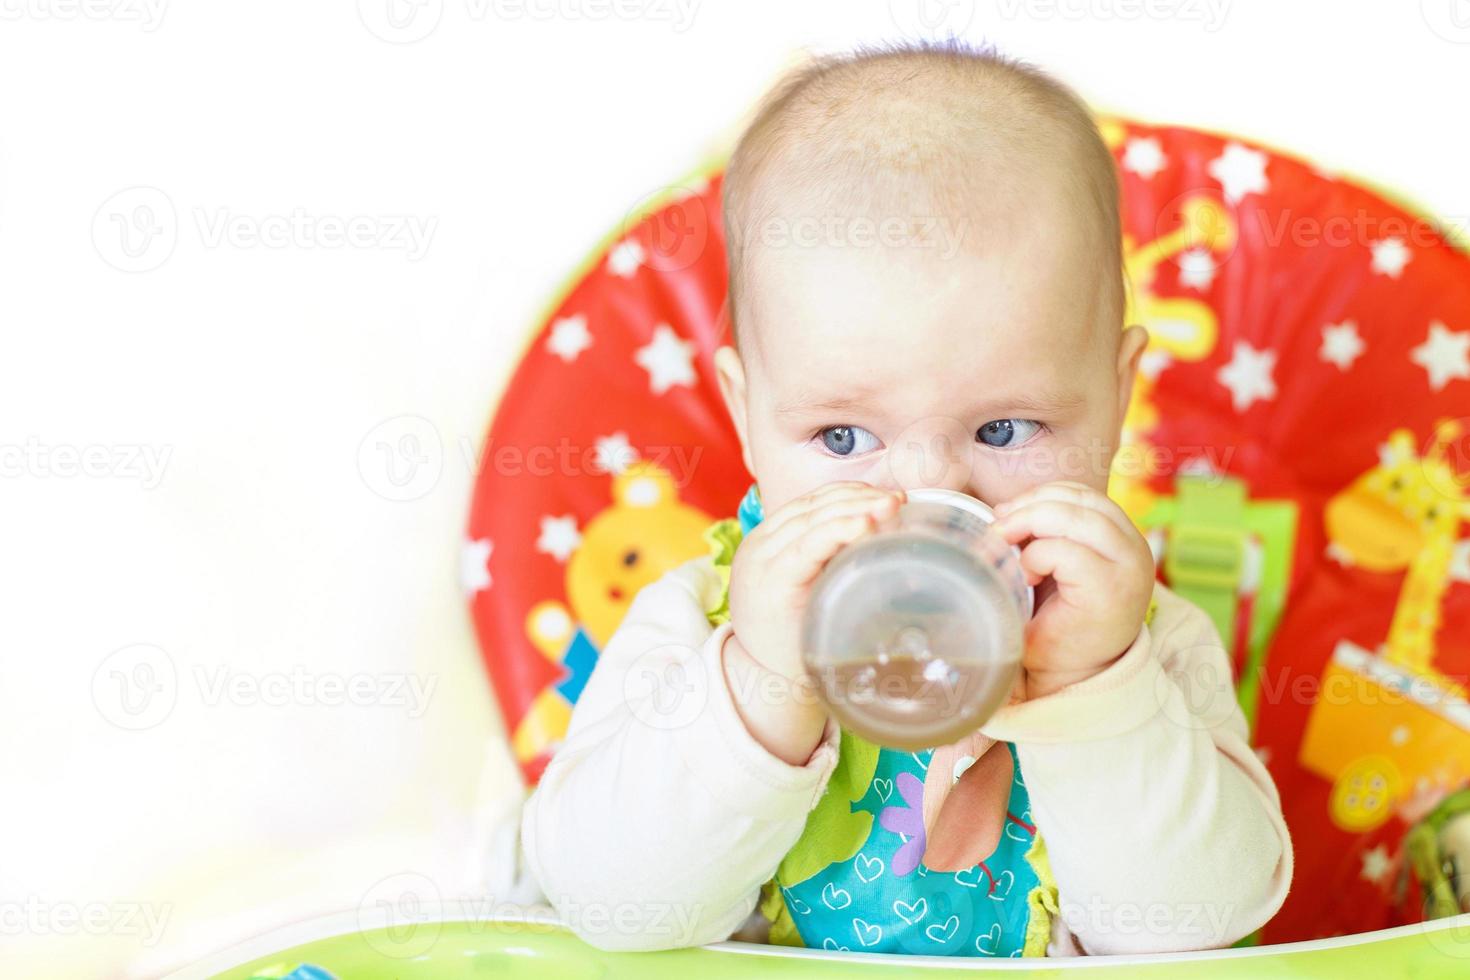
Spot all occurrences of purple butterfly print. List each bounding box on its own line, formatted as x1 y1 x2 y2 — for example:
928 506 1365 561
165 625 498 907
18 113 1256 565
878 771 926 876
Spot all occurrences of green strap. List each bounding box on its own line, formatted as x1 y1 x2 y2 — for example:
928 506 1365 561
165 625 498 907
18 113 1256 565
1143 476 1298 731
1159 478 1249 656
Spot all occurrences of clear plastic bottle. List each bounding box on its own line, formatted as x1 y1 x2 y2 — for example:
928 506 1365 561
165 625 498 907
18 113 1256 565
801 488 1032 750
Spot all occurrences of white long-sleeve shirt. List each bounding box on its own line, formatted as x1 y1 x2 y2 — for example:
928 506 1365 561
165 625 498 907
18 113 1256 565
520 555 1292 956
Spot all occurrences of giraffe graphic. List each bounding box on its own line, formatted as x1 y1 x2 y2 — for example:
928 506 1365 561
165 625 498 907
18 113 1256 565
1110 193 1237 522
1300 420 1470 832
1325 419 1470 697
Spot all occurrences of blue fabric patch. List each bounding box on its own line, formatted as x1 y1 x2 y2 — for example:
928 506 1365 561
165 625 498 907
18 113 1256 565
737 483 764 535
553 628 599 705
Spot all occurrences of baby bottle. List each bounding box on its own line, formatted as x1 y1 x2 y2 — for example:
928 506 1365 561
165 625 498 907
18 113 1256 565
801 488 1033 750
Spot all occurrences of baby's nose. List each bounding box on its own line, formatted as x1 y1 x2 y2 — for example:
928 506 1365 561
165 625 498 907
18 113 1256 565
884 416 974 492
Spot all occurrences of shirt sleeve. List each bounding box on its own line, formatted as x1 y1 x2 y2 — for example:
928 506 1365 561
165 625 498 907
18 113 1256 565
520 557 842 951
980 584 1294 955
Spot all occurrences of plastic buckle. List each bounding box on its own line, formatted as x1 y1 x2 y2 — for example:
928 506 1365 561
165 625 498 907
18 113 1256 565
1165 524 1246 591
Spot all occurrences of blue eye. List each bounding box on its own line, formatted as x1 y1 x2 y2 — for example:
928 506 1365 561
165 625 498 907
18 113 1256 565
818 425 881 457
976 419 1042 448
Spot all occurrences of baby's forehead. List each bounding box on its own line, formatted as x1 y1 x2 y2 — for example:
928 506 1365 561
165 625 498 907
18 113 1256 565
742 222 1112 396
722 48 1123 352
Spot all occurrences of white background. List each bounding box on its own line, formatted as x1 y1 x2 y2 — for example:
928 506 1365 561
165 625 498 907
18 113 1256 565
1 1 1467 976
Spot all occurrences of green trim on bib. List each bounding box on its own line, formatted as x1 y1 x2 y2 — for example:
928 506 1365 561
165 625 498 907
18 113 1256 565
703 517 742 627
1021 833 1061 956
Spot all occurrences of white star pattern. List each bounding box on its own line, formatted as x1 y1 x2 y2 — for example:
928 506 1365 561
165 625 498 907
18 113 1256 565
536 514 582 562
621 473 663 507
1370 237 1411 278
607 238 645 278
1122 137 1166 179
1326 541 1354 566
1139 348 1173 380
1207 143 1268 204
1410 321 1470 391
1450 540 1470 584
546 314 592 362
461 538 492 595
532 604 573 644
1319 320 1365 371
1216 342 1277 412
635 323 697 395
1179 455 1222 479
1177 248 1218 291
593 431 637 474
1377 439 1410 469
1359 845 1392 886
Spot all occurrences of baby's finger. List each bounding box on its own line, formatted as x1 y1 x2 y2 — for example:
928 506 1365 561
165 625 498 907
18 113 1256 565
994 482 1134 538
759 486 902 555
992 499 1130 562
774 510 886 587
1018 536 1112 592
757 482 886 537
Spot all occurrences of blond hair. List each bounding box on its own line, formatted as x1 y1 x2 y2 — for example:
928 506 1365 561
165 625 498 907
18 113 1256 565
721 39 1123 348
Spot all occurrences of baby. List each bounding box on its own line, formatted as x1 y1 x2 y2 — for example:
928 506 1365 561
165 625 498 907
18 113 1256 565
522 40 1292 958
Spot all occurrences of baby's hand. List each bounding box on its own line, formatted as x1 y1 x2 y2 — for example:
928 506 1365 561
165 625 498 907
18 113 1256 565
722 482 903 765
992 481 1155 700
728 481 904 681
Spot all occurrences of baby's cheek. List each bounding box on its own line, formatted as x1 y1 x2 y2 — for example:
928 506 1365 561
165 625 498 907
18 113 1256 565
972 445 1047 500
748 445 843 512
972 442 1113 503
971 463 1044 508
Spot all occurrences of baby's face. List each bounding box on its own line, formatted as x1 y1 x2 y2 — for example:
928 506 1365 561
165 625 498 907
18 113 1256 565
719 210 1142 515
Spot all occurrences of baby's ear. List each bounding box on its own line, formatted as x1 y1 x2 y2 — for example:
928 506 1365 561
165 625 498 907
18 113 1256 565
1115 324 1150 421
714 345 756 476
